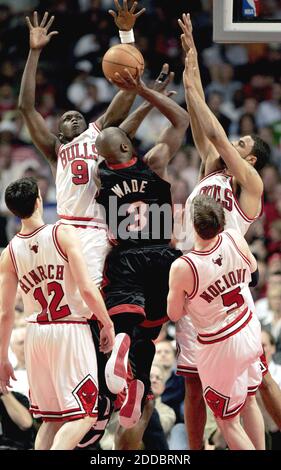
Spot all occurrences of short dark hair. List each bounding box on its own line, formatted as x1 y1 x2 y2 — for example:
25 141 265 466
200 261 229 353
5 177 39 219
192 194 225 240
250 134 270 171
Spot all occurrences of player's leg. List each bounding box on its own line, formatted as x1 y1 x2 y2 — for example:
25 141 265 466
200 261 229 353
184 376 206 449
176 315 205 449
260 370 281 429
240 395 265 450
115 399 154 450
35 421 63 450
103 249 146 395
51 416 97 450
215 414 255 450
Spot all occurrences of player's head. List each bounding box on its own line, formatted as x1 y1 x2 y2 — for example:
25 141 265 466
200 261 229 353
95 127 133 163
192 194 225 240
5 177 42 219
230 134 270 172
58 110 87 143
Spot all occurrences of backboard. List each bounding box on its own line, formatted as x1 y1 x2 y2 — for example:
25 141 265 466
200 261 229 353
213 0 281 43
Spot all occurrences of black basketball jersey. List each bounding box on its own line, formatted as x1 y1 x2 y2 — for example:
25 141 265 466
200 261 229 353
96 156 173 247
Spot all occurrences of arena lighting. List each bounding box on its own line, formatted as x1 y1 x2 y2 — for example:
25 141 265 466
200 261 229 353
213 0 281 43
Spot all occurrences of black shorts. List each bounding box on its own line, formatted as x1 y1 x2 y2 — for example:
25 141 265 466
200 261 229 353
102 244 182 328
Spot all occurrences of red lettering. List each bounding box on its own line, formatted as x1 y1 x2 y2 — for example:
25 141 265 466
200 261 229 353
23 274 34 288
28 270 41 285
60 149 67 169
214 279 226 293
38 266 47 281
229 271 237 286
223 189 233 212
200 291 213 303
19 279 30 294
56 265 64 280
48 265 55 280
208 285 220 297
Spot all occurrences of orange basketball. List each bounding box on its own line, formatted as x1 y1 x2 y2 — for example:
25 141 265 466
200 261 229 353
102 44 144 82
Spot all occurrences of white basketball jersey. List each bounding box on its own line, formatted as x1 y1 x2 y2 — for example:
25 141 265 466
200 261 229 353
182 231 253 335
9 224 91 322
56 122 105 226
182 170 263 251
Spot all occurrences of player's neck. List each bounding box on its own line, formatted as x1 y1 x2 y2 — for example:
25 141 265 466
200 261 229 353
194 234 219 252
20 212 45 235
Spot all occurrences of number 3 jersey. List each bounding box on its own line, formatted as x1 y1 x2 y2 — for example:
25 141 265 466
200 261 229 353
9 224 91 322
56 122 105 226
182 230 253 337
96 156 173 247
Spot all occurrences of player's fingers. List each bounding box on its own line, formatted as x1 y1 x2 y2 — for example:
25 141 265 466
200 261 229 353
135 8 146 18
130 1 138 14
186 13 193 32
123 0 128 12
114 0 122 12
40 11 48 27
108 10 117 18
33 11 39 27
45 15 55 31
48 31 59 38
167 90 177 97
25 16 33 30
181 34 190 53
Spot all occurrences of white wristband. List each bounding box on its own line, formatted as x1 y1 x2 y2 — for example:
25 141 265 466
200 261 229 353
119 29 135 44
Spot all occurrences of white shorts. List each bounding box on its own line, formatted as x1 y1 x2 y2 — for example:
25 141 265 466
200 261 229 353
176 313 268 379
197 315 263 420
176 314 198 377
26 322 99 422
63 225 110 287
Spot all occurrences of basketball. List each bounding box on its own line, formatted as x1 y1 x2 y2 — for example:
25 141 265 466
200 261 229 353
102 44 144 82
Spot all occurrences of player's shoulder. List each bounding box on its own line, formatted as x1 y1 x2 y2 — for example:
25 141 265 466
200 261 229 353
55 223 77 239
171 255 192 274
0 246 15 272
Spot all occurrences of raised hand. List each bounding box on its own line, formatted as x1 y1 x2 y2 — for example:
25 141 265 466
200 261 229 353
151 63 176 98
111 68 144 92
178 13 196 55
109 0 145 31
26 11 58 50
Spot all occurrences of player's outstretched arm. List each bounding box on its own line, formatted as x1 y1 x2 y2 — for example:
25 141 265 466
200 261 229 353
167 259 190 323
119 63 175 139
179 13 219 170
0 249 18 395
57 225 115 353
18 12 59 167
113 68 189 178
95 1 146 130
185 51 263 198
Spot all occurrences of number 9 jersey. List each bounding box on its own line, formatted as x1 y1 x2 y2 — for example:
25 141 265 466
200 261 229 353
56 122 105 226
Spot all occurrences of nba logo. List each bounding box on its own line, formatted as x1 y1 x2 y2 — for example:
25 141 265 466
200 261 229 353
242 0 260 17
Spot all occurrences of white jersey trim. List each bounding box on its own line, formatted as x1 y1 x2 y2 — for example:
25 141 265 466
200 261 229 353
224 232 251 267
52 225 68 262
180 255 199 299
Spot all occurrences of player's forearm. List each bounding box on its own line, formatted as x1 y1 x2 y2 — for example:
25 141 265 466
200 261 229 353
138 86 188 128
1 393 33 430
0 312 14 361
119 101 152 139
18 49 41 112
97 90 136 129
186 85 225 143
81 284 113 329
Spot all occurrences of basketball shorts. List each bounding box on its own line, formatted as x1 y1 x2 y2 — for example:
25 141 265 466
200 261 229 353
102 244 182 328
59 224 110 287
197 314 263 420
26 322 99 422
176 313 268 379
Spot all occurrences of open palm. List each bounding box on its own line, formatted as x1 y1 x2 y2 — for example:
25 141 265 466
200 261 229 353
26 11 58 50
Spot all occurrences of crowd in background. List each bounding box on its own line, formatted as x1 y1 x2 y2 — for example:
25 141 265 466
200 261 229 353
0 0 281 450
